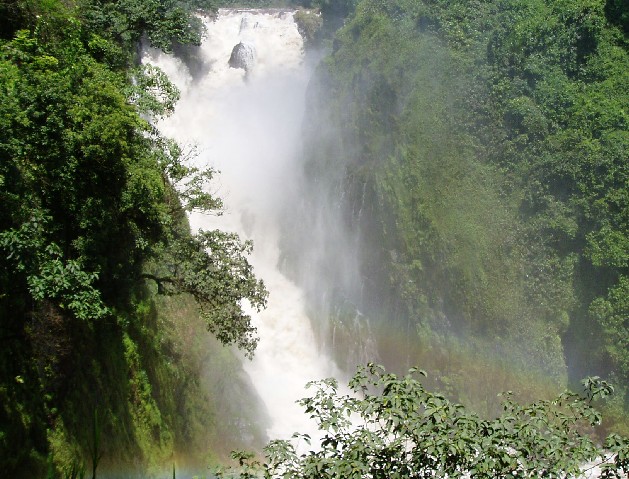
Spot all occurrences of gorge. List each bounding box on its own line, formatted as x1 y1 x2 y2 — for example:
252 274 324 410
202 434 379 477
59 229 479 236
0 0 628 477
149 3 629 472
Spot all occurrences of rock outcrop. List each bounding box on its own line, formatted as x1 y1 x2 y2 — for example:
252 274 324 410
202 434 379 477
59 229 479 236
228 42 256 72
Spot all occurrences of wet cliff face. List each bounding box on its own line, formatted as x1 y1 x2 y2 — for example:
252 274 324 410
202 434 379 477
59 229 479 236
286 0 614 408
293 0 629 427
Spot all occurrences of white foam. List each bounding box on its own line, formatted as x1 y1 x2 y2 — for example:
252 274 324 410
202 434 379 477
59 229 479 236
145 9 340 442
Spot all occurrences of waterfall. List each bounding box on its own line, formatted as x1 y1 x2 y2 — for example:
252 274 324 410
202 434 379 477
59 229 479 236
144 9 341 441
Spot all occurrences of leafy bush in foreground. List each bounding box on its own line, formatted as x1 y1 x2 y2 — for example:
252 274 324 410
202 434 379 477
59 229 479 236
217 364 629 478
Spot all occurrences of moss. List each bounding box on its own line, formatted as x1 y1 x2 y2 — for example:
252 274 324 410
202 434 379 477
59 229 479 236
293 0 629 415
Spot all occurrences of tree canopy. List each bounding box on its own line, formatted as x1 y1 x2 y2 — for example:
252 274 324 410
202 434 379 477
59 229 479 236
0 0 266 475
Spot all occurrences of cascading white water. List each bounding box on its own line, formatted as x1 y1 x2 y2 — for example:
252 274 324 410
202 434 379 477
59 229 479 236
144 9 341 441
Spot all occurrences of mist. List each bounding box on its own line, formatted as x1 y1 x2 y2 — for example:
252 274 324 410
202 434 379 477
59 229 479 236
144 9 350 443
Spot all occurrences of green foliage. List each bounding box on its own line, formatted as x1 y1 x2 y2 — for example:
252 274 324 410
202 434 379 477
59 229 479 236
294 9 323 46
0 0 268 475
589 276 629 376
139 142 267 358
80 0 205 54
605 0 629 33
0 213 109 321
218 365 629 478
128 64 181 117
297 0 629 415
0 0 266 353
0 0 74 40
167 231 267 357
309 0 357 21
0 26 167 313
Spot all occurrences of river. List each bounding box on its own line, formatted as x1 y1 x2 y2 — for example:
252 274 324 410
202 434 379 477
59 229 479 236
145 8 341 443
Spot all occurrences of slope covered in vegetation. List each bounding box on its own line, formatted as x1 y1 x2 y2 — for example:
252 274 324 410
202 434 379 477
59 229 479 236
294 0 628 422
0 0 268 476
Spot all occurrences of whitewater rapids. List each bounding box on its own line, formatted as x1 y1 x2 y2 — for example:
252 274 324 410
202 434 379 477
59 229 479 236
144 9 341 442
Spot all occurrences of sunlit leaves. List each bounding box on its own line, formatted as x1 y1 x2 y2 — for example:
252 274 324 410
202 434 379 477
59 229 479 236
80 0 205 54
218 365 629 478
127 64 180 118
0 29 167 297
0 212 109 321
157 230 268 358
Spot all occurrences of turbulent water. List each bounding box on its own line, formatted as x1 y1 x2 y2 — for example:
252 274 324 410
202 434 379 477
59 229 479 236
144 9 341 441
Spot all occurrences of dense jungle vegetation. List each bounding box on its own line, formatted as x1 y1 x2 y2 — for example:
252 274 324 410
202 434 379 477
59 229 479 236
0 0 270 476
294 0 629 431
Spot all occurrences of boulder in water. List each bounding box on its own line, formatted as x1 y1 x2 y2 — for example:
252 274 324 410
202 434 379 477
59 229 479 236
228 42 256 72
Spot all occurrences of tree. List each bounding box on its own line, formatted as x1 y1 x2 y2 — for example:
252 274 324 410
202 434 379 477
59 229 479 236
143 227 268 358
0 15 266 349
217 364 629 478
0 3 267 473
80 0 206 54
